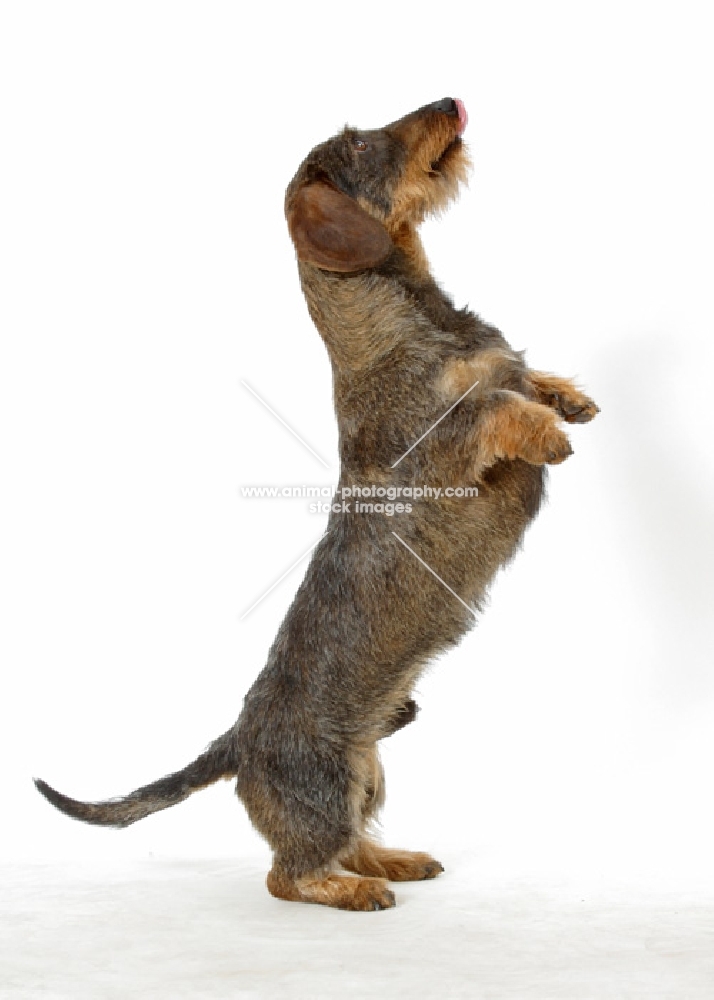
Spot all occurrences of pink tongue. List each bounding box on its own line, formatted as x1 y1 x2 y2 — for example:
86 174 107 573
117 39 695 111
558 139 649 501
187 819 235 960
454 98 468 135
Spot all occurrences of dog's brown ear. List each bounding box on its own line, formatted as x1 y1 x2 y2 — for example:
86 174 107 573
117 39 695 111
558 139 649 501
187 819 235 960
287 181 392 272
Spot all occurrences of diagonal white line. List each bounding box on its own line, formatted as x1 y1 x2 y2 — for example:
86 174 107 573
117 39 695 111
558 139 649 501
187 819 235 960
239 534 322 620
241 380 331 469
391 531 477 619
391 380 480 468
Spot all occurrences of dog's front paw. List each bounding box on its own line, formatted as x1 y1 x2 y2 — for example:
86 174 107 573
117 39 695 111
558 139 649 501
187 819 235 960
528 372 599 424
555 390 599 424
476 393 576 472
519 418 573 465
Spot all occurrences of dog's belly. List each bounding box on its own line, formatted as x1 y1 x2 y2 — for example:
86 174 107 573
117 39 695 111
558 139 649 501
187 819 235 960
415 457 545 611
475 455 545 523
233 456 544 785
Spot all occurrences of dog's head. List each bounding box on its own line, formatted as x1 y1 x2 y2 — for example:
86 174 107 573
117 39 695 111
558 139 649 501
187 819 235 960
285 98 469 273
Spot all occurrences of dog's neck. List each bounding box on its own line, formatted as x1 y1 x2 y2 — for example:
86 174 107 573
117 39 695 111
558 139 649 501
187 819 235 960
297 264 413 373
386 222 430 275
297 235 454 375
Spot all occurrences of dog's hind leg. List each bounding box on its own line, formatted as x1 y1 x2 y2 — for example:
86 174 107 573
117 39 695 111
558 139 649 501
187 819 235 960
239 739 397 910
338 745 445 883
265 815 397 911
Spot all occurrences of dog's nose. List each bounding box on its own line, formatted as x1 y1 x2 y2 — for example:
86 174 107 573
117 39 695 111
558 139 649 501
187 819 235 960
429 97 468 135
431 98 458 116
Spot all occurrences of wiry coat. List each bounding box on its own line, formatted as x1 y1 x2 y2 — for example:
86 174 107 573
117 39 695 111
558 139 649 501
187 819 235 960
35 98 597 910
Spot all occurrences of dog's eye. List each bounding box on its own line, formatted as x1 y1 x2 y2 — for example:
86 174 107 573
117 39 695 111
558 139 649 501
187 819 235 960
352 138 368 152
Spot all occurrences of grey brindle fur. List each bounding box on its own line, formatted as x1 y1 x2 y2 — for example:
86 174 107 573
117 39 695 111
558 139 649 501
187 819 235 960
35 98 597 910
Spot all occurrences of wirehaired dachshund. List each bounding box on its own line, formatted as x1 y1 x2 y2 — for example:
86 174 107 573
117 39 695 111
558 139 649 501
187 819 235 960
36 98 598 910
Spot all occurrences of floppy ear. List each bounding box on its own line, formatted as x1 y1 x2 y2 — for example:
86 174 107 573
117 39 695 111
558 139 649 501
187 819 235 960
286 181 392 272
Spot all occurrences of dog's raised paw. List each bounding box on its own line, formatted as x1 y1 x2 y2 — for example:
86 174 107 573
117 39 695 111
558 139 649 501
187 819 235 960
545 432 574 464
559 393 600 424
519 423 573 466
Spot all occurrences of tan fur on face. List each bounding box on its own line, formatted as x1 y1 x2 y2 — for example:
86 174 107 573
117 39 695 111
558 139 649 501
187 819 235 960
387 117 471 228
388 149 470 229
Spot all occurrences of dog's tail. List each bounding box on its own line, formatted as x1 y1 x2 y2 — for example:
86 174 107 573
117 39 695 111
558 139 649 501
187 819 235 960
33 727 238 829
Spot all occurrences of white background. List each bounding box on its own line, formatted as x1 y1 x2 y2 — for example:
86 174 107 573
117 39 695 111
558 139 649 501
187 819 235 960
1 1 713 995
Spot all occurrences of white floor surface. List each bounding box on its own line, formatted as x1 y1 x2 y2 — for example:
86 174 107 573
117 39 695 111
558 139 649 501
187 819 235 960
2 854 712 999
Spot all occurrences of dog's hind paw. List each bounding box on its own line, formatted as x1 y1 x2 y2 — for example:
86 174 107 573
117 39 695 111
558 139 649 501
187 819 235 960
341 841 445 882
268 869 397 911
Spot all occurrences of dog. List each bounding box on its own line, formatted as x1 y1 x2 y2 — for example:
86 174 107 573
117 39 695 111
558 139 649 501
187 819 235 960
35 98 598 911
